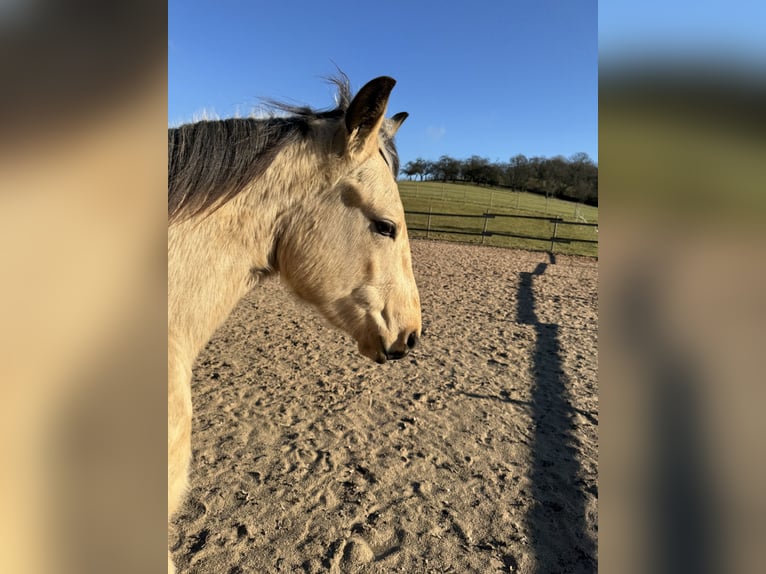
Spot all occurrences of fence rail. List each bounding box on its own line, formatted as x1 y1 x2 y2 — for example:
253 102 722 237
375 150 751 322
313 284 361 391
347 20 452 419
404 209 598 254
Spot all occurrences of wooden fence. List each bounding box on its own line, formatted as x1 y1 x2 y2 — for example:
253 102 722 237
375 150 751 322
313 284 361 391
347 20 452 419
404 209 598 254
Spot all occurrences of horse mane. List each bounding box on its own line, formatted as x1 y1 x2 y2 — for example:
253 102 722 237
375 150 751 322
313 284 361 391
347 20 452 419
168 75 355 224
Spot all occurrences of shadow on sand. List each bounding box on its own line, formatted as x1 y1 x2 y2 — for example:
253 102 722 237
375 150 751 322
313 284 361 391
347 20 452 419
618 266 722 574
517 255 597 573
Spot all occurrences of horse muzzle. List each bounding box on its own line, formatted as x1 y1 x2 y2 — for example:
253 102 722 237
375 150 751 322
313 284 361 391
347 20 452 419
370 331 419 364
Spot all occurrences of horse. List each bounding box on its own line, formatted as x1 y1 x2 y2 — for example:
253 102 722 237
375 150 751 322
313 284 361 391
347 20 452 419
167 76 421 572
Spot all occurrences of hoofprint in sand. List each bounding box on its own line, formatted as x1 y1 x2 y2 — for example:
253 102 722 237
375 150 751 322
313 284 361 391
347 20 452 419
170 240 598 574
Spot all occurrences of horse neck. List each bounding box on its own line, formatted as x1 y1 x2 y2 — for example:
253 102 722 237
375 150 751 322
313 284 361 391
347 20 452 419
168 138 337 359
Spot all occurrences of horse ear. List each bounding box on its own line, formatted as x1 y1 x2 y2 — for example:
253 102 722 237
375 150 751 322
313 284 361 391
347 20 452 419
390 112 408 131
385 112 409 138
344 76 396 159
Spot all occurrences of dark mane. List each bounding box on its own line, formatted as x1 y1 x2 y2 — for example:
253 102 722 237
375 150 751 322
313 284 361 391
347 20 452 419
168 74 399 223
168 117 300 223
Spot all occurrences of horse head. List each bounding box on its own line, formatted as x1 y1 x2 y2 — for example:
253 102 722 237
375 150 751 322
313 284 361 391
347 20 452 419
277 77 421 363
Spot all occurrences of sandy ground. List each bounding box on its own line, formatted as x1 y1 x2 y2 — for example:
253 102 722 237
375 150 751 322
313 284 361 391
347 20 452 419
170 240 598 573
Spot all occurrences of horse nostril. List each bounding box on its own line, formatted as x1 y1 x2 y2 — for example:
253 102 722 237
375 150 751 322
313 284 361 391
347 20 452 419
406 332 418 350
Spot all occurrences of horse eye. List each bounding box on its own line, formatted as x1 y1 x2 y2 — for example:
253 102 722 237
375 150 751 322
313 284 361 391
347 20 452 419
373 219 397 238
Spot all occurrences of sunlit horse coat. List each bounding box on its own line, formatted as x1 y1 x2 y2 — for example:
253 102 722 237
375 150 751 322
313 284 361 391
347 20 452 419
167 76 420 572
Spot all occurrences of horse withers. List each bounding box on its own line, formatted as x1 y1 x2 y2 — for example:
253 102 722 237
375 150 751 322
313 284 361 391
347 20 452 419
167 76 420 572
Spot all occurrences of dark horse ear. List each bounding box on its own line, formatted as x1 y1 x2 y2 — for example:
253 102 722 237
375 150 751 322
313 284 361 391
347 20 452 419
344 76 396 159
390 111 408 128
385 111 409 138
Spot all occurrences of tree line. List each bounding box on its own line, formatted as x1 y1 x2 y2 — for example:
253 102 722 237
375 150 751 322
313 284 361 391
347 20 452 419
401 153 598 205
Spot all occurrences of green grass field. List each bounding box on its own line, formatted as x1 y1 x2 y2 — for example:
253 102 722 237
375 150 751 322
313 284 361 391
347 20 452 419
398 181 598 257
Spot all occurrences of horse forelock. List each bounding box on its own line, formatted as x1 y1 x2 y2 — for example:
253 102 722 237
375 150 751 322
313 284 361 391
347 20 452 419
379 129 401 179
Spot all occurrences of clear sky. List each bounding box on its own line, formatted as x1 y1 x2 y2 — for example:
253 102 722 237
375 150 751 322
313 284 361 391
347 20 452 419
169 0 598 167
599 0 766 65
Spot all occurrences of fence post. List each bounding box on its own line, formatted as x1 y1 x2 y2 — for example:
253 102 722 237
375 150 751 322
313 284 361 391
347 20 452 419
481 211 489 245
426 206 432 239
550 218 559 252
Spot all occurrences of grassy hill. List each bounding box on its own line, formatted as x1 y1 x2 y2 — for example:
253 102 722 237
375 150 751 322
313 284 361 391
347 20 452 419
398 181 598 257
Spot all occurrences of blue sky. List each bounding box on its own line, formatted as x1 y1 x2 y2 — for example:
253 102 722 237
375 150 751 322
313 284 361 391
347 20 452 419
169 1 598 167
599 0 766 65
